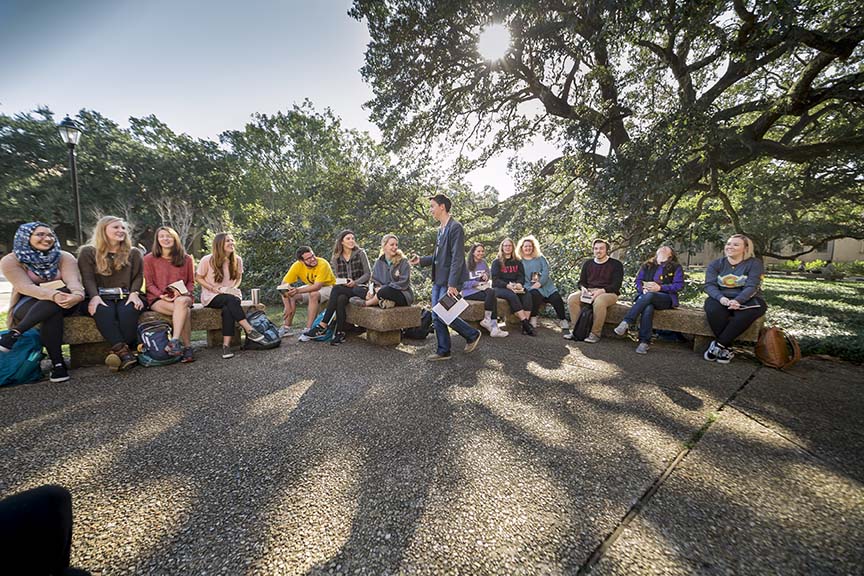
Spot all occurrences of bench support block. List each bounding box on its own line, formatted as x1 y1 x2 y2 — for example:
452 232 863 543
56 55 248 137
69 342 113 369
366 329 401 347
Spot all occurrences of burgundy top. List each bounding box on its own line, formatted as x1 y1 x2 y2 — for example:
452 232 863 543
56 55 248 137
142 253 194 305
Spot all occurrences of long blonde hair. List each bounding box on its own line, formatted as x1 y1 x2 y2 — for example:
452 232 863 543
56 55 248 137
517 235 543 259
497 238 517 263
211 233 240 283
88 216 132 275
379 234 405 266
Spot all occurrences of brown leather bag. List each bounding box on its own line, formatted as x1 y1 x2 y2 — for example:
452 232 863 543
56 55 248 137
755 327 801 369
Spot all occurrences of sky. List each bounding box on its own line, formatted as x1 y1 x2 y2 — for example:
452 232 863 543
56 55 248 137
0 0 558 198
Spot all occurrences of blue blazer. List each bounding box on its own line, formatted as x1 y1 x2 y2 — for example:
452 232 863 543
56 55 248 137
419 217 469 288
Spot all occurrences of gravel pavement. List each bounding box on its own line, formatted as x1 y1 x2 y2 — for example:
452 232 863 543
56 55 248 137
1 322 861 575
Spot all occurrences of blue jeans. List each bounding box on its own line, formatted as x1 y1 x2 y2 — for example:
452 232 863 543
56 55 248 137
623 291 674 343
431 284 480 355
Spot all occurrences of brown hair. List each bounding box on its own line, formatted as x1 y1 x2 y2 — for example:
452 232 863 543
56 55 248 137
152 226 187 267
642 245 680 275
331 229 358 261
211 233 240 283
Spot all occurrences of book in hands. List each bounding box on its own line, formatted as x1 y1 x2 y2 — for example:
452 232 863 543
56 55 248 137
432 292 469 325
277 283 293 293
335 278 349 285
580 290 595 304
40 279 66 290
166 280 189 295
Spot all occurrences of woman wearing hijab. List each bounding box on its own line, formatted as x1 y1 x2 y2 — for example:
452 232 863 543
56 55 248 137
0 222 85 382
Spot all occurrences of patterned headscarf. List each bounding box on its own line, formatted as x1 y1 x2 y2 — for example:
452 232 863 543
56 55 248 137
13 221 61 281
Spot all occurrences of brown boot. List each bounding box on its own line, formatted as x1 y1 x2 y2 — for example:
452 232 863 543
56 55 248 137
117 343 137 371
105 344 122 372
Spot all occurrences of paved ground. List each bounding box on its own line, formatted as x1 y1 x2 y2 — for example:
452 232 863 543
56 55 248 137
1 322 861 575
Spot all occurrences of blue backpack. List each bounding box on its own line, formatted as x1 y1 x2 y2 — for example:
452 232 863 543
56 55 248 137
137 318 179 364
243 310 281 350
309 311 336 342
0 329 45 386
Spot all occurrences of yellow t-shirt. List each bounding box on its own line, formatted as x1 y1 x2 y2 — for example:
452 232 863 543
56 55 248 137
281 258 336 287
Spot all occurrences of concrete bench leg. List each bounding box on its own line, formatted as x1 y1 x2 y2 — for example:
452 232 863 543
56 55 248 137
69 342 112 369
693 335 713 353
366 329 401 347
207 328 241 348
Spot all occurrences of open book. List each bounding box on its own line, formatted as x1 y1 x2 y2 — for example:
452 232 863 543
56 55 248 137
277 283 293 293
166 280 189 295
40 279 66 290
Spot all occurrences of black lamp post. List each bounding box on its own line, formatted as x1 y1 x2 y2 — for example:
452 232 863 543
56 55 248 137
58 116 84 246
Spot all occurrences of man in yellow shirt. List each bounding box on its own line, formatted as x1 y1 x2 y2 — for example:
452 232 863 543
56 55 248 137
279 245 336 339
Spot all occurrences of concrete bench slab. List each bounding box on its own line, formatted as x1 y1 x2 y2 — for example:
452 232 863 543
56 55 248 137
345 304 422 346
604 302 763 351
63 301 263 367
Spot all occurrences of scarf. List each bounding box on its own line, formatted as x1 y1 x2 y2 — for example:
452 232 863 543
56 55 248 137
13 221 61 281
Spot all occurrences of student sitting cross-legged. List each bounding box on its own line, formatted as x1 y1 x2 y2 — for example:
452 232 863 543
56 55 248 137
613 245 684 354
350 233 414 312
301 229 371 346
463 243 508 337
143 226 196 363
196 233 267 359
280 245 336 340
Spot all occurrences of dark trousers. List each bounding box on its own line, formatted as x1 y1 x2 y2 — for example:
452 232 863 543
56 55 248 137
13 298 75 365
494 287 531 314
207 294 246 337
0 485 73 576
623 291 674 343
86 299 140 346
431 284 480 355
704 297 767 347
322 285 367 332
529 289 566 320
464 288 497 319
376 286 408 306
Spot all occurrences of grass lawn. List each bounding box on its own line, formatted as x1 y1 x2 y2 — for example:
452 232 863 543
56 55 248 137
679 273 864 363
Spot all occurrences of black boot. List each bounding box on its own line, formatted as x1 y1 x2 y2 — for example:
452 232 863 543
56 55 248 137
521 319 535 336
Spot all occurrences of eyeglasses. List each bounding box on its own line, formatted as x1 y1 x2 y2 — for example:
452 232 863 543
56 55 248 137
32 232 55 239
302 256 317 264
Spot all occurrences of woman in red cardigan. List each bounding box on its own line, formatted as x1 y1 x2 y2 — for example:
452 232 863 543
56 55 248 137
142 226 195 362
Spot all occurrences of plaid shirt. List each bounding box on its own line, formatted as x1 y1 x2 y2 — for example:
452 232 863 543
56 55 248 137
333 248 371 284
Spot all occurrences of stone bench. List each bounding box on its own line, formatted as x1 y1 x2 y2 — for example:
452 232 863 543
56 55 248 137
63 301 263 367
603 302 764 351
345 304 422 347
460 298 522 325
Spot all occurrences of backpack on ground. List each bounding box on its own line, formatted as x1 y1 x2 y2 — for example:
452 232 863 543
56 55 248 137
570 306 594 341
137 317 181 366
243 310 281 350
755 326 801 370
403 308 434 340
0 329 45 386
308 311 335 342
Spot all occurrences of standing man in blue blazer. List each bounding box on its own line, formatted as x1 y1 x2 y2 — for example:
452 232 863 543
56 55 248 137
409 193 482 360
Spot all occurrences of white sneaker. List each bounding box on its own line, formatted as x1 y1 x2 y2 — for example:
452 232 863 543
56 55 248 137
530 317 538 328
635 342 649 354
614 321 629 336
584 333 601 343
490 324 509 338
278 326 297 338
479 317 495 333
559 319 569 331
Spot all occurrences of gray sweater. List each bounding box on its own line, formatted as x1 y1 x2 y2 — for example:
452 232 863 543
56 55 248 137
704 257 764 303
372 256 414 305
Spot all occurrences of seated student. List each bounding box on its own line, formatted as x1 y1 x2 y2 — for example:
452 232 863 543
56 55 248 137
77 216 144 372
196 233 266 359
0 222 85 383
143 227 195 363
463 243 508 337
703 234 767 364
565 239 624 343
613 245 684 354
518 235 568 332
351 233 413 310
280 245 336 340
302 230 371 345
491 238 535 336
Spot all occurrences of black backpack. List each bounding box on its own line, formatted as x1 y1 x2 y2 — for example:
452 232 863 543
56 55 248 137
402 308 434 340
570 306 594 341
243 310 281 350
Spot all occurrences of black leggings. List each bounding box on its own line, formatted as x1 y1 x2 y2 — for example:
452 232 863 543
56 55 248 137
704 297 767 347
494 287 530 313
376 286 408 306
207 294 246 337
87 299 140 346
13 298 75 365
322 285 367 332
529 289 566 320
464 288 497 319
0 485 73 576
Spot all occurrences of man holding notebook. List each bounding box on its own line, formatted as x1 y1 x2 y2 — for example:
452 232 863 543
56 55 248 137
279 246 336 339
409 193 481 361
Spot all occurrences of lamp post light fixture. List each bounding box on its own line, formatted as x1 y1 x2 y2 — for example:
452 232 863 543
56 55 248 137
58 116 84 246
